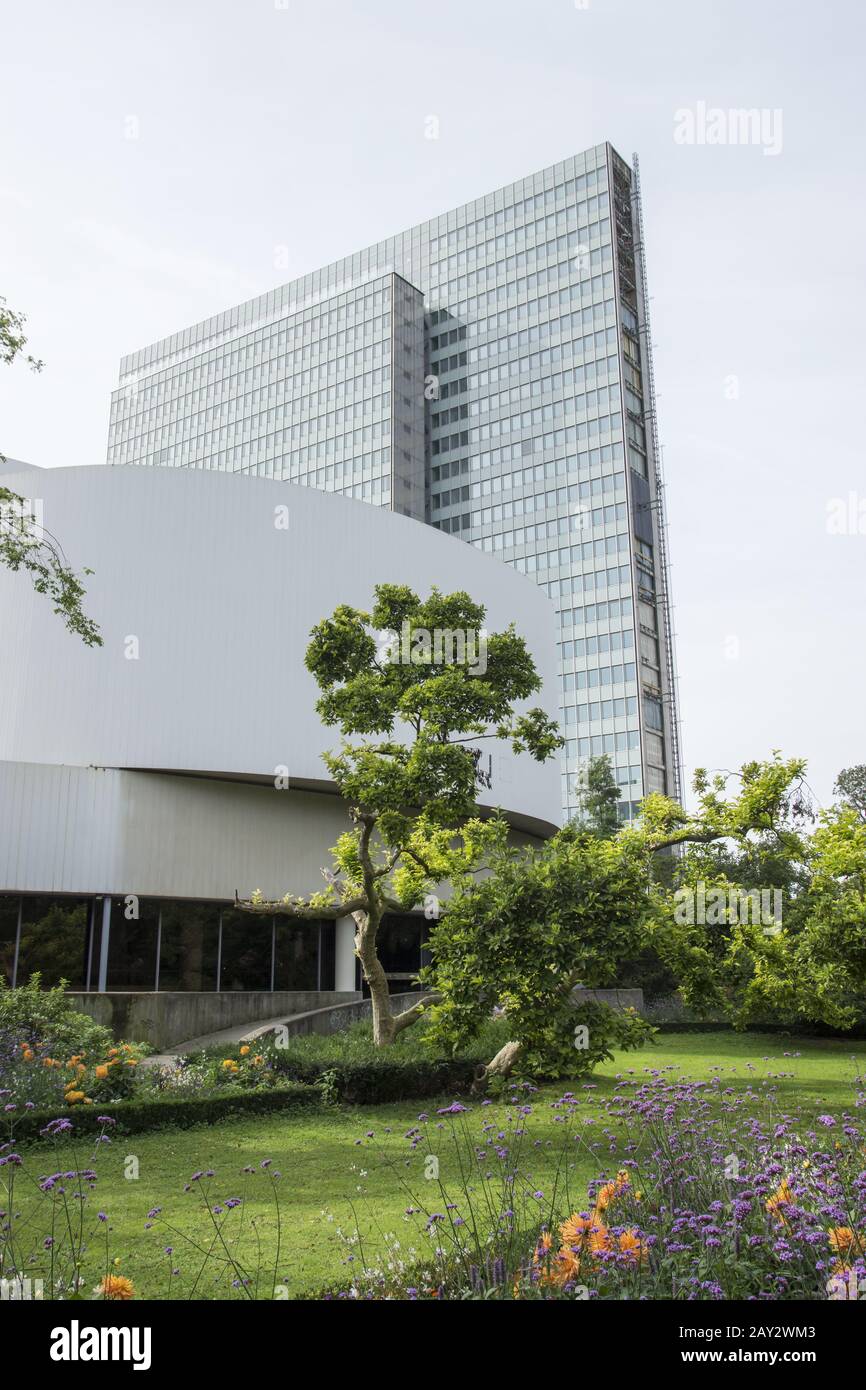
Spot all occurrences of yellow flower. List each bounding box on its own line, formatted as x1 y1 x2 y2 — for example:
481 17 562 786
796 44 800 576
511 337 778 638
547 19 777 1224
65 1090 86 1104
239 1045 250 1056
96 1274 135 1301
222 1058 238 1070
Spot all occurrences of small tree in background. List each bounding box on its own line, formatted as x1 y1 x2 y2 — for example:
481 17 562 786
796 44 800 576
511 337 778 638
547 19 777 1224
834 765 866 825
235 583 562 1046
1 294 101 646
573 752 621 838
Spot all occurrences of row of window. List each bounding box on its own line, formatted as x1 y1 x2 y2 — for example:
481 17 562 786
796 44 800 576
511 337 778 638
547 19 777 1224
0 895 433 995
0 896 331 993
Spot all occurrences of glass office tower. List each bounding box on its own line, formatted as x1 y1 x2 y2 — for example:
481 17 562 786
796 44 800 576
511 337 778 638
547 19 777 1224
107 142 682 821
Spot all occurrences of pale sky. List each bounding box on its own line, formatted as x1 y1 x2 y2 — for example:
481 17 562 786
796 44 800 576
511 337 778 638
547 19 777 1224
2 0 864 808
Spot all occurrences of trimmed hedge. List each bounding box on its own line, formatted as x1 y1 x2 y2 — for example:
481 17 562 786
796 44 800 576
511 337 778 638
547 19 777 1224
9 1081 319 1144
308 1057 479 1105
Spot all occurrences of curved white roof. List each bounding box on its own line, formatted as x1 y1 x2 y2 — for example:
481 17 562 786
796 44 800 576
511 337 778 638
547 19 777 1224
0 464 561 837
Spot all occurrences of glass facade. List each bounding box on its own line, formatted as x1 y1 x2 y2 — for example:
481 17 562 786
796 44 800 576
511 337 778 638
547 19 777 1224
108 271 426 520
107 143 681 821
0 894 337 993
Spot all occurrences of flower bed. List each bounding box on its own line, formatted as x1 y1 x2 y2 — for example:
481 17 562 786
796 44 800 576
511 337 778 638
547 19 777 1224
322 1069 866 1300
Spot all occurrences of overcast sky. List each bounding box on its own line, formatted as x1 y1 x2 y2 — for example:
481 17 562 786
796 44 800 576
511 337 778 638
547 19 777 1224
2 0 864 808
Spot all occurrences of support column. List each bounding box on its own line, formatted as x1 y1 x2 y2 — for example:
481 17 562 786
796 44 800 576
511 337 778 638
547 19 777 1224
97 896 111 993
335 916 357 993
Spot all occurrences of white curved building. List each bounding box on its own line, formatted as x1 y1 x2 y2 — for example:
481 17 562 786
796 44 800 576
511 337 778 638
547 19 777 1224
0 462 560 1021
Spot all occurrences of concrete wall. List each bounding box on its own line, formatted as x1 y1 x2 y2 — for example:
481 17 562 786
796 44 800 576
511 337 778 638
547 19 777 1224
67 990 360 1049
245 992 423 1042
572 987 644 1012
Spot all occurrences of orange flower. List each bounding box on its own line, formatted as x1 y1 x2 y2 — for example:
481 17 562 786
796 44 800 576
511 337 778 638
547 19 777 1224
97 1275 135 1301
239 1045 250 1056
617 1227 648 1266
559 1212 594 1247
95 1064 109 1079
828 1227 864 1260
594 1169 630 1212
766 1179 796 1223
65 1090 86 1104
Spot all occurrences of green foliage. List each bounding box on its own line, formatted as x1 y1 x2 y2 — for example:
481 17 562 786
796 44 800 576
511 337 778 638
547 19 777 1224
572 753 621 839
306 583 562 836
834 764 866 824
242 583 562 1046
423 824 658 1077
185 1017 508 1104
1 292 101 645
0 294 43 372
0 975 112 1057
633 755 866 1034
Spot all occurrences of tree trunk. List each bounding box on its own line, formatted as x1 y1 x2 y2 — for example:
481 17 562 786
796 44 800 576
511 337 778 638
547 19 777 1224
472 1039 523 1093
354 908 397 1046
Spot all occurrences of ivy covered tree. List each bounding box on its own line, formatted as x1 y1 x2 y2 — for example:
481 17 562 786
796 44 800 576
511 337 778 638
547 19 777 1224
235 584 562 1046
1 294 101 646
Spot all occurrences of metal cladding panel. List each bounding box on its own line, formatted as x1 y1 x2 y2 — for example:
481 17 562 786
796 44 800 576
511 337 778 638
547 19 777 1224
0 464 560 834
0 762 352 900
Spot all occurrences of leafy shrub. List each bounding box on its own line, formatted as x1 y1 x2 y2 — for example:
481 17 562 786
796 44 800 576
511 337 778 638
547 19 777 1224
174 1016 508 1104
0 975 112 1056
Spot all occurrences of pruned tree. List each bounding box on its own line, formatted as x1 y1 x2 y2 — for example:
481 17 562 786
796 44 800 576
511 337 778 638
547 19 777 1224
235 583 562 1046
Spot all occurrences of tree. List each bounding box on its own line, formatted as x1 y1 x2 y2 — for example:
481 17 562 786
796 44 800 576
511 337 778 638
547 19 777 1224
423 823 657 1086
1 294 102 646
426 753 818 1083
573 753 621 838
235 584 563 1046
834 765 866 824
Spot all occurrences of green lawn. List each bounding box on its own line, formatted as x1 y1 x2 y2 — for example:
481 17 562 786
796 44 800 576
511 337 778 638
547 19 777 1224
8 1032 865 1300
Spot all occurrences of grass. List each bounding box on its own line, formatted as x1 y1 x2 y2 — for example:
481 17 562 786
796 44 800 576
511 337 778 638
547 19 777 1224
6 1031 865 1300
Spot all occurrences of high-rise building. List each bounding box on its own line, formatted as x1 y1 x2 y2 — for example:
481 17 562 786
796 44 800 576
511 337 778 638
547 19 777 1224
107 142 682 820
